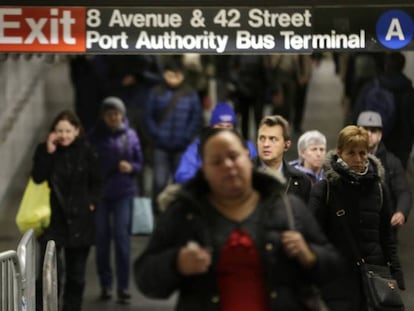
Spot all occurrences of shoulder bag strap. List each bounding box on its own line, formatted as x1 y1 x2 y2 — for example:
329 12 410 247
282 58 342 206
281 193 295 230
157 85 191 125
326 179 362 263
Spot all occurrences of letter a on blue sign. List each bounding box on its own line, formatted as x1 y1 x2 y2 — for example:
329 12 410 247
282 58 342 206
376 10 414 49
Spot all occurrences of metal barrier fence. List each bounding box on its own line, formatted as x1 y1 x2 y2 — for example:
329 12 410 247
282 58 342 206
43 240 58 311
0 250 22 311
17 229 36 311
0 229 58 311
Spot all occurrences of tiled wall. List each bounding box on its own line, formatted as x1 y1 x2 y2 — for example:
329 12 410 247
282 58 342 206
0 55 74 204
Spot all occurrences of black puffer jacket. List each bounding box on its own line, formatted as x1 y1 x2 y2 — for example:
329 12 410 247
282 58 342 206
309 151 404 311
134 171 341 311
253 158 312 204
375 142 412 220
32 138 103 247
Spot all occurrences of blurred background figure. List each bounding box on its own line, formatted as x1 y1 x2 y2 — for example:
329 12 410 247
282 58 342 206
174 102 257 184
69 55 108 132
145 59 203 214
292 54 314 134
376 52 414 169
88 97 144 304
289 130 327 185
33 110 103 311
134 128 341 311
99 55 163 156
357 111 412 230
266 55 299 127
343 52 384 125
228 55 267 139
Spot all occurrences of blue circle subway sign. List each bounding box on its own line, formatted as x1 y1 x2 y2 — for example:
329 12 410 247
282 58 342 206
376 10 414 49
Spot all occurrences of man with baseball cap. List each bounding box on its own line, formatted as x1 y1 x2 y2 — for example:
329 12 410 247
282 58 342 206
357 110 412 228
174 102 257 184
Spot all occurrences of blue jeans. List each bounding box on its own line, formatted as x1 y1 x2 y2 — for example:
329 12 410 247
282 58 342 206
95 196 133 291
152 148 183 206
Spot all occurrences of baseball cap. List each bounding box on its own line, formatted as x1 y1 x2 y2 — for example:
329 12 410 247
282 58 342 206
356 111 383 128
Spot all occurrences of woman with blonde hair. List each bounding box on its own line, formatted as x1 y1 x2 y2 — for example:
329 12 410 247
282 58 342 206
309 125 405 311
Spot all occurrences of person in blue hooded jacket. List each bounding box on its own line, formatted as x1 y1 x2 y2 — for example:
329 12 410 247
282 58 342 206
174 102 257 184
88 96 143 304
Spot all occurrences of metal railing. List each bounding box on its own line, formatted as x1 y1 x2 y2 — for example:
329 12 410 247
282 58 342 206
0 229 58 311
17 229 36 311
43 240 58 311
0 250 22 311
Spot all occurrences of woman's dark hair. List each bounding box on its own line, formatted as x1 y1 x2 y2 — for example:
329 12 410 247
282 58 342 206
49 110 84 137
197 128 247 160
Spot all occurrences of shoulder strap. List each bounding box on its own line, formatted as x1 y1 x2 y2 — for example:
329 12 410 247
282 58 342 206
378 182 383 208
281 193 295 230
325 179 330 206
157 84 192 125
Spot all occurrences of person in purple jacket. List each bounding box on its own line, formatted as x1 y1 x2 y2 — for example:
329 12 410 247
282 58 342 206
88 96 143 304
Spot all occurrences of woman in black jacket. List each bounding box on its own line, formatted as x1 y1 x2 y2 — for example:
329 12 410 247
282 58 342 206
32 110 102 311
309 125 405 311
134 128 340 311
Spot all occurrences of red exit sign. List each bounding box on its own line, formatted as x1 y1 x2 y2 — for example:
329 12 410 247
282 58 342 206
0 7 86 52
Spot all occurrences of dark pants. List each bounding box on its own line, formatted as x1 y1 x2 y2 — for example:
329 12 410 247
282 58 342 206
36 240 90 311
236 95 264 140
293 82 309 132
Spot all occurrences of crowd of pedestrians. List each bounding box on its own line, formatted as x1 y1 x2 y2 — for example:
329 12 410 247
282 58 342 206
29 51 414 311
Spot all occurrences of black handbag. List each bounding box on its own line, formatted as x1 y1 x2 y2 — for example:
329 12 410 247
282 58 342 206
332 204 404 310
360 263 404 311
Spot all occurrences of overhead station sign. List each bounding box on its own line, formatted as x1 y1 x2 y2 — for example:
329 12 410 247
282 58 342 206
0 6 413 53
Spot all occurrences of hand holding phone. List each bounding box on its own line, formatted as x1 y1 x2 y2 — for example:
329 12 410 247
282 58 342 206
46 132 58 154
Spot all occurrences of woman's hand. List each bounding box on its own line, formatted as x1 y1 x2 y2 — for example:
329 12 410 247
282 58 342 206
46 132 58 154
281 230 317 268
177 241 211 276
119 160 133 174
391 211 405 227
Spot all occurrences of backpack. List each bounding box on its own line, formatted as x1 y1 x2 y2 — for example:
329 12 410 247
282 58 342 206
354 78 396 137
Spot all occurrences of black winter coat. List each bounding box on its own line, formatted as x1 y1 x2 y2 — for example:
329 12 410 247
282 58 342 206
253 158 312 204
32 138 103 247
134 171 341 311
375 142 412 220
309 151 404 311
